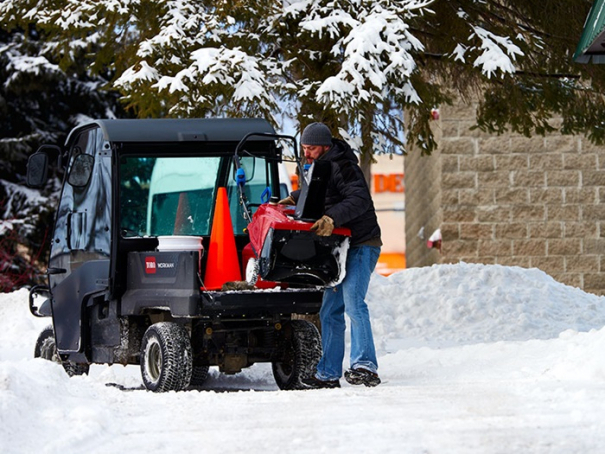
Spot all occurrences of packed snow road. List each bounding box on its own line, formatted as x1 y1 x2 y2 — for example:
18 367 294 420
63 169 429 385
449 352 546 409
2 263 605 453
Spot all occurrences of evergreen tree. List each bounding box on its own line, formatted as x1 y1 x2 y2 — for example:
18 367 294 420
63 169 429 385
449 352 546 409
2 0 605 290
2 0 602 158
0 25 123 291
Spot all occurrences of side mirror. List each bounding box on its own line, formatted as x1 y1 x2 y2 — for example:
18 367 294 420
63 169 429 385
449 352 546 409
26 152 49 189
68 154 95 187
26 145 63 189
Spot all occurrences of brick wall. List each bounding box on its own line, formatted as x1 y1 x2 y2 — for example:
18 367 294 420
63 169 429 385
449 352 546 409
404 100 605 295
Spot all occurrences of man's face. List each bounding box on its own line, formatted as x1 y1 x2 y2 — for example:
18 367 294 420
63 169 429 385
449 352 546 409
302 145 329 164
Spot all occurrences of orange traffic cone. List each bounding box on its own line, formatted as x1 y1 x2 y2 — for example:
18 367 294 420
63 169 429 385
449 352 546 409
203 187 242 289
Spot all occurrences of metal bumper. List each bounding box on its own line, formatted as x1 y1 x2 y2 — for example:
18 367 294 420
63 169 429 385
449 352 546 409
121 286 324 318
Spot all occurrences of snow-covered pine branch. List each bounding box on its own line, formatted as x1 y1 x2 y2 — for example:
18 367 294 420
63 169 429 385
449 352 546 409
2 0 604 155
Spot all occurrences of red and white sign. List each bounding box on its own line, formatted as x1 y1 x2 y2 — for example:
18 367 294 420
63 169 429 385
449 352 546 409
145 256 157 274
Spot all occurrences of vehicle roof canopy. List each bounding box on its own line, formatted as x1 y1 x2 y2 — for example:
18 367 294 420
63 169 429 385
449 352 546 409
65 118 276 147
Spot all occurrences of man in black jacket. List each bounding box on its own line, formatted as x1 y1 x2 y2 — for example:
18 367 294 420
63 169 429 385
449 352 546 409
281 122 382 388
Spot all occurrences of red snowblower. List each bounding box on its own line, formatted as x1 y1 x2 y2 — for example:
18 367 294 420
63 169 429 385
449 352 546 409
234 133 351 288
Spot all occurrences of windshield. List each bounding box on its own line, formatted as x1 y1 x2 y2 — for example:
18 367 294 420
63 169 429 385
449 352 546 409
119 155 276 238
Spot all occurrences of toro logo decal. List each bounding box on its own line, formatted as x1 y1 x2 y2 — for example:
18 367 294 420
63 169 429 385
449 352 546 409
145 256 157 274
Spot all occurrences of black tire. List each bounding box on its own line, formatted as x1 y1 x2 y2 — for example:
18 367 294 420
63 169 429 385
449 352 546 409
34 325 89 376
272 320 322 390
140 322 192 392
190 365 210 387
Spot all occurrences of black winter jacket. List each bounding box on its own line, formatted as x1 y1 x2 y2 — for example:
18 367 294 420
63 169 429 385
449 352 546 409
296 139 381 247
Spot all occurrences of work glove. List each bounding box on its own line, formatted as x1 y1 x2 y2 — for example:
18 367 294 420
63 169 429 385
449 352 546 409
278 195 296 205
310 215 334 236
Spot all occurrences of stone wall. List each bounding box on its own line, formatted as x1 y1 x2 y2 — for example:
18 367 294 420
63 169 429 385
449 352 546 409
404 101 605 295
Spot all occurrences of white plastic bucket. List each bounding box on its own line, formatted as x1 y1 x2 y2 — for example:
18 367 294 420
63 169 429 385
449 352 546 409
157 235 204 252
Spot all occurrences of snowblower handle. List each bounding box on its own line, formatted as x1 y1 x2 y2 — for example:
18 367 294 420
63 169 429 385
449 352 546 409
234 132 300 173
233 132 300 226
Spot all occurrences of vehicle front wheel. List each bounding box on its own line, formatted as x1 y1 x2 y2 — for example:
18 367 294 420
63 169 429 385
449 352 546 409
272 320 322 390
34 325 89 376
140 322 192 392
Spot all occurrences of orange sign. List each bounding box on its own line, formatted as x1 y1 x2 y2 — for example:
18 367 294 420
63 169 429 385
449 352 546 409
292 173 404 193
374 174 404 193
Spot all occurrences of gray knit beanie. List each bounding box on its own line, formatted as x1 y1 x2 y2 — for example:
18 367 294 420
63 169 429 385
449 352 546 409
301 122 332 146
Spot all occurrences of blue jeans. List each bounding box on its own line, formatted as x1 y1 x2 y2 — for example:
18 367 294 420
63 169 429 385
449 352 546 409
315 245 380 380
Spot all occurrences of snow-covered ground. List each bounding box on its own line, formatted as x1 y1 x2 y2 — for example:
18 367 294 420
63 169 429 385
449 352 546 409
1 263 605 453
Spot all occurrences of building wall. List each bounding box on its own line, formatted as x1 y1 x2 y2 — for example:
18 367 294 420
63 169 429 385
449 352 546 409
405 100 605 295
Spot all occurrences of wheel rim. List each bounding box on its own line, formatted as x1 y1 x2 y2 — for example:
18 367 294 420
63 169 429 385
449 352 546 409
274 362 293 381
273 340 295 383
145 339 162 383
276 348 294 377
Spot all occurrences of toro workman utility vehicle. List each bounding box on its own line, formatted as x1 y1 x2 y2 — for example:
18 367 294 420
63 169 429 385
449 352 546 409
27 118 350 391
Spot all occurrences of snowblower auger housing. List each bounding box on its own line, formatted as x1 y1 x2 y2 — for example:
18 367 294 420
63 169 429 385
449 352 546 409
25 118 343 391
246 203 350 287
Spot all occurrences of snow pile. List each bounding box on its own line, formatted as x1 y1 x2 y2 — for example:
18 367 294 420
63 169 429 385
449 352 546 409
368 263 605 348
0 360 113 452
0 288 48 357
1 263 605 453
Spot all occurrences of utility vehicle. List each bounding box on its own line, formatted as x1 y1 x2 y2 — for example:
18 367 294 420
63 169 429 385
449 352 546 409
27 118 349 392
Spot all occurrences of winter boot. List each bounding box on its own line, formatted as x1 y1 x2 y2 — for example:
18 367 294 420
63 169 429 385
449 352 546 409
344 368 381 387
301 376 341 389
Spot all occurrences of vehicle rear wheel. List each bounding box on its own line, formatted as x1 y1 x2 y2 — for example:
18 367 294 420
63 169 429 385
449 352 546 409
140 322 192 392
272 320 322 390
190 365 210 387
34 325 89 376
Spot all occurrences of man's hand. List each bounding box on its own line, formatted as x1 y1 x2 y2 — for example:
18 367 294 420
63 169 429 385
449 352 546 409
278 195 296 205
310 215 334 236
